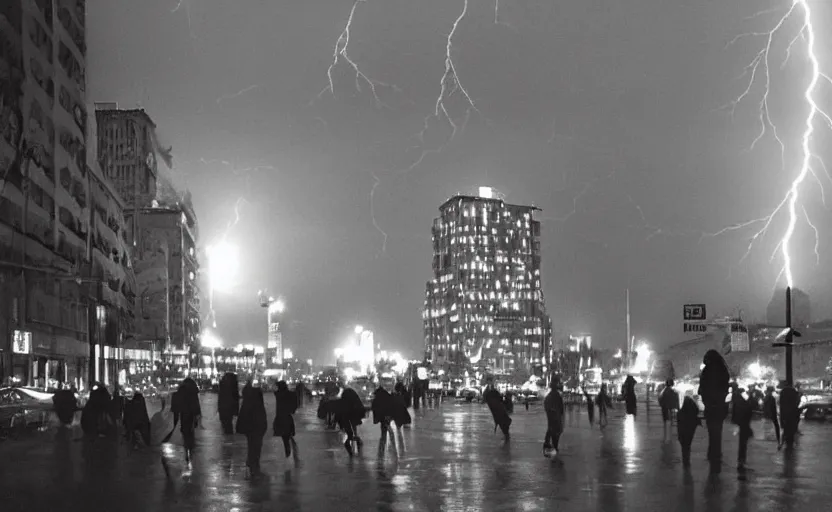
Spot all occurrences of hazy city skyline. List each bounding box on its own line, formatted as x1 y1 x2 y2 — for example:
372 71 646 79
86 0 832 362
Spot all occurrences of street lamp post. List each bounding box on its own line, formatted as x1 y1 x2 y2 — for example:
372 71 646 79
771 287 801 387
785 286 794 387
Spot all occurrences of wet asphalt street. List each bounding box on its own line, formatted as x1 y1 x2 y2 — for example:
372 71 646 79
1 394 831 512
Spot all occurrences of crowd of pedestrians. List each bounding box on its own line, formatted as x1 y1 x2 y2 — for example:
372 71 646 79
45 348 808 482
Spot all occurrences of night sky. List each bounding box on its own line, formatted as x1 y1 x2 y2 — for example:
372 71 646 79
85 0 832 362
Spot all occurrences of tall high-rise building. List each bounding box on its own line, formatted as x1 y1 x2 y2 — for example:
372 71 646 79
94 106 159 209
95 106 200 355
0 1 134 389
422 187 551 374
127 205 199 353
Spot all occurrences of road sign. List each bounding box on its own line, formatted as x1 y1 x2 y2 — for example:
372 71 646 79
683 304 707 333
683 304 707 321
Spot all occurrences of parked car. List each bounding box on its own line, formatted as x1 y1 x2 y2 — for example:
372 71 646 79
0 387 54 438
803 398 832 421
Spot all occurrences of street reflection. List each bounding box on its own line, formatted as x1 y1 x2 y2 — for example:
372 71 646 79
622 415 639 475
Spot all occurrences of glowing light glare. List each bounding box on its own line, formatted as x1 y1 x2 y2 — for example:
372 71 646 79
206 240 239 292
631 343 652 374
748 362 763 381
201 329 222 349
354 325 364 335
268 299 285 314
478 186 494 199
343 367 357 382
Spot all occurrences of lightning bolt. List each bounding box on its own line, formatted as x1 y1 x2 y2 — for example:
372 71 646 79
494 0 514 29
369 173 388 254
397 0 480 176
216 85 260 105
171 0 197 42
205 197 248 330
715 0 832 287
318 0 399 107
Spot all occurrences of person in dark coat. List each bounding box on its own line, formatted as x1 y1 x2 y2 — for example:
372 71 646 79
274 380 299 459
237 383 267 479
126 392 151 448
779 385 800 449
763 386 781 448
623 375 638 416
295 381 305 408
171 377 202 464
676 395 701 467
52 386 78 427
698 349 730 471
109 387 126 430
596 383 613 428
394 381 412 408
218 372 240 435
544 379 565 455
81 383 114 439
335 387 366 456
582 386 595 427
484 384 512 442
731 387 754 470
372 387 396 443
659 379 679 441
503 391 515 414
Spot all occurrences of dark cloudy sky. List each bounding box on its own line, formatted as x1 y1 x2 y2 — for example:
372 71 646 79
86 0 832 362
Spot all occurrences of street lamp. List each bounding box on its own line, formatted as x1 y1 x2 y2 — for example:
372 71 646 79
354 325 364 335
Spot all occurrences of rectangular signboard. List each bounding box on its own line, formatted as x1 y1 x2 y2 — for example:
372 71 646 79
683 322 708 333
683 304 707 321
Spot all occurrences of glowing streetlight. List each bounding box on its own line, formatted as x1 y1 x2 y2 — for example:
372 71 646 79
268 299 285 314
201 329 222 377
354 325 364 335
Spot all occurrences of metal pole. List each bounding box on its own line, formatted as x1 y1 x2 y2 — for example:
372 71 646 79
21 147 30 385
785 286 794 387
625 289 631 372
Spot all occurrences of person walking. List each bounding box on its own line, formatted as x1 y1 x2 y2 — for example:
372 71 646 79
595 383 612 429
731 387 754 471
659 379 679 442
274 380 299 461
125 392 151 449
543 379 565 457
52 385 79 428
763 386 781 448
779 385 800 449
237 383 268 480
623 375 638 417
218 372 240 435
484 383 512 442
698 349 730 472
170 377 202 465
335 387 366 456
582 386 595 427
676 395 701 468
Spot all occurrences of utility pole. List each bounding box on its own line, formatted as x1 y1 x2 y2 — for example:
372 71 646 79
20 143 31 385
625 288 631 372
785 286 794 387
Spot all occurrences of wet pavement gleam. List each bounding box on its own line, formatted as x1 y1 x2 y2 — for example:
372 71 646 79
2 395 831 511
